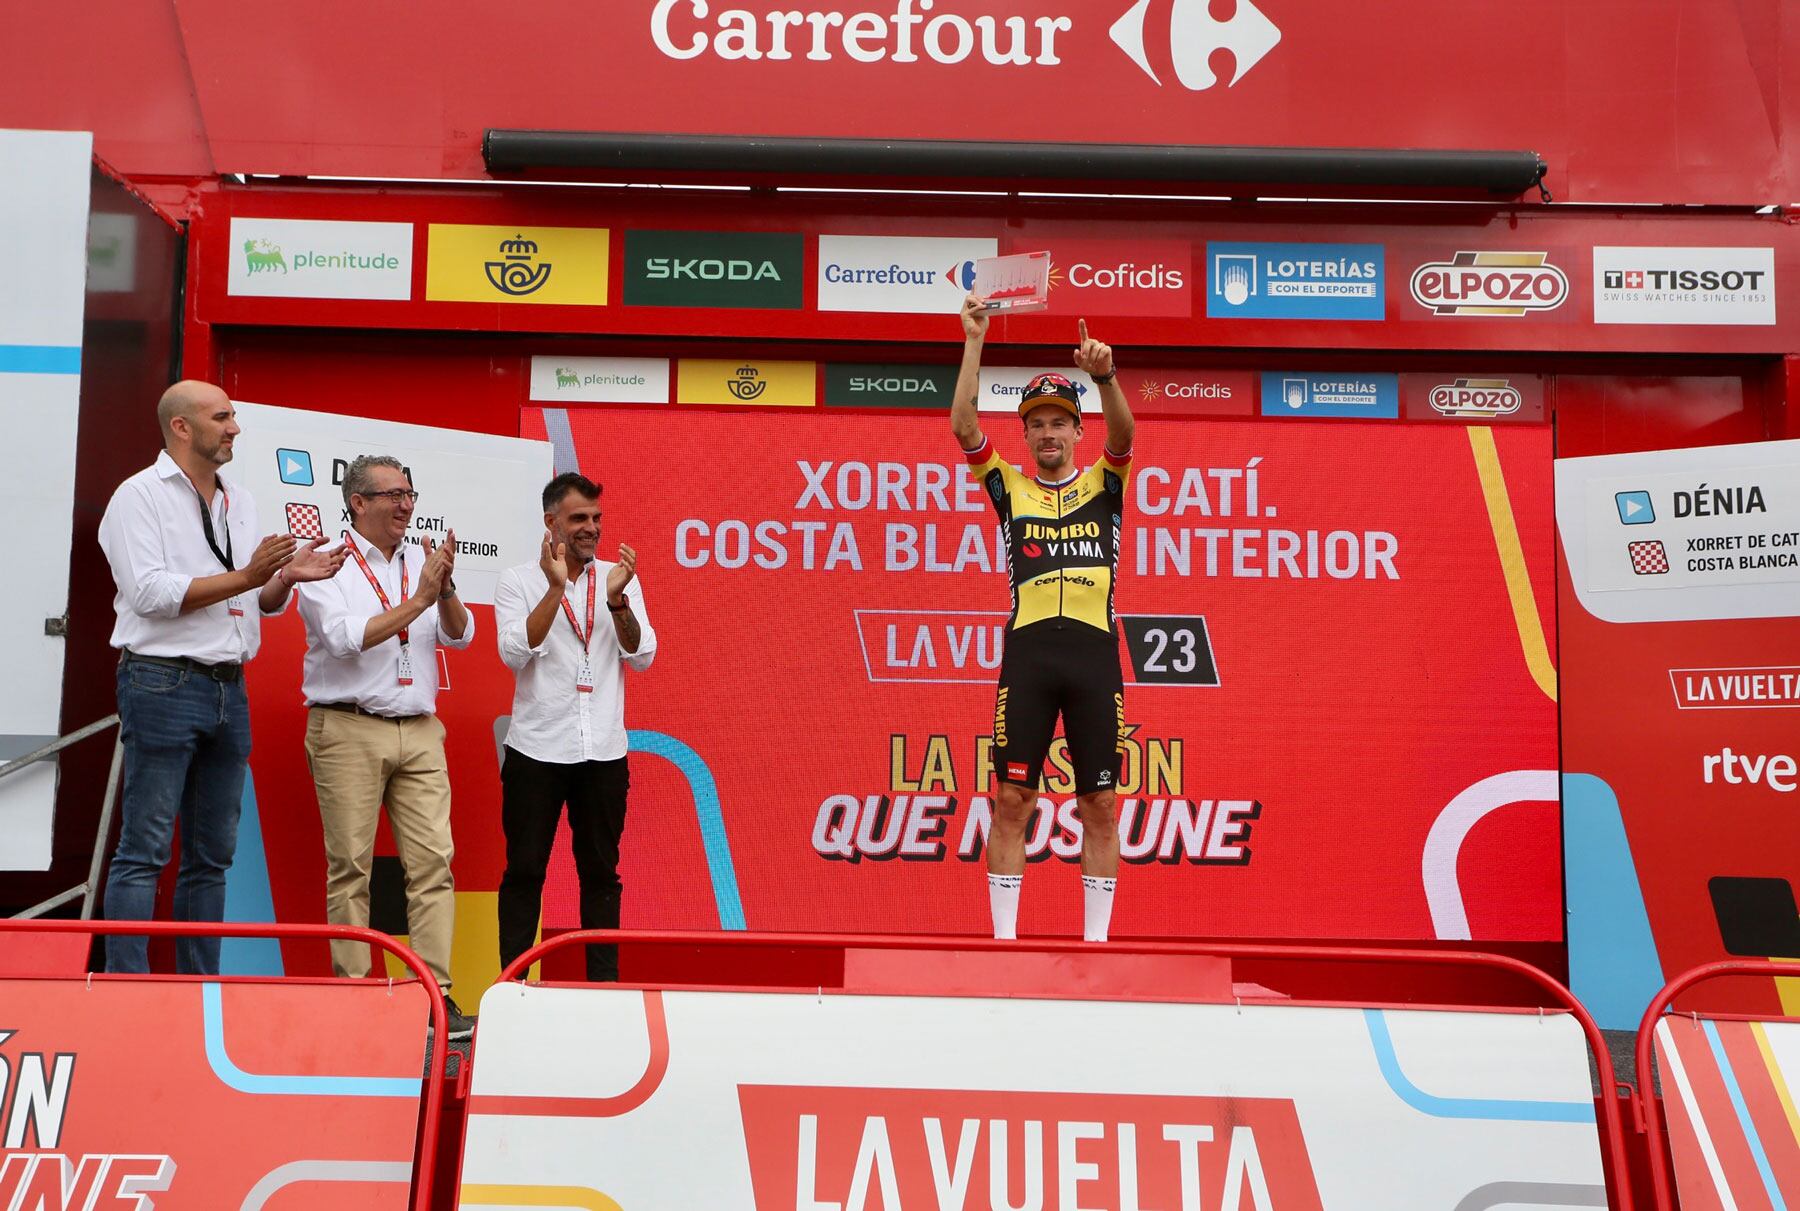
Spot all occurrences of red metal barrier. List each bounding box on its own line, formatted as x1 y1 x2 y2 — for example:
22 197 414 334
1633 959 1800 1211
500 928 1637 1210
0 918 449 1211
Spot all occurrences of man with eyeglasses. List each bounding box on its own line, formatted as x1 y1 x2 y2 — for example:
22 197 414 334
294 454 476 1038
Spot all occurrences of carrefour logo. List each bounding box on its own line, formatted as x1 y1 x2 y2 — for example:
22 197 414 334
650 0 1280 89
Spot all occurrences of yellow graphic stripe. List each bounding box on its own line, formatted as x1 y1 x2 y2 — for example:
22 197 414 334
1468 426 1557 703
460 1184 622 1210
1775 955 1800 1018
1750 1020 1800 1151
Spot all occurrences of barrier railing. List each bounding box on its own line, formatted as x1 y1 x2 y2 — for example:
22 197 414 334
1 714 121 920
1633 958 1800 1211
500 928 1637 1210
0 918 449 1211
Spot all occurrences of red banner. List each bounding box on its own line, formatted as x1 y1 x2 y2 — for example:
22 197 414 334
518 405 1559 941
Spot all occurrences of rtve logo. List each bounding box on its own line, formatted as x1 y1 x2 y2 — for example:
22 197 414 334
650 0 1281 90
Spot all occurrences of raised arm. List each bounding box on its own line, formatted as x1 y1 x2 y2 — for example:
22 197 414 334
950 292 990 451
1074 317 1133 455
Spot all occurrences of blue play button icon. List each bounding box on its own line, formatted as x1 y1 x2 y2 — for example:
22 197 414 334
1615 490 1655 525
276 448 314 487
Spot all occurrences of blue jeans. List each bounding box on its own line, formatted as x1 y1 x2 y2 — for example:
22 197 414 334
103 657 252 974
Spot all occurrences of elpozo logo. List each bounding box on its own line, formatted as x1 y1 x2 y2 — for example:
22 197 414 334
227 217 413 301
625 230 804 309
1429 378 1522 418
425 224 609 305
1409 251 1569 317
649 0 1280 91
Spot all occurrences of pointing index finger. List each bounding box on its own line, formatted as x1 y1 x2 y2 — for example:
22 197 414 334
1078 318 1088 343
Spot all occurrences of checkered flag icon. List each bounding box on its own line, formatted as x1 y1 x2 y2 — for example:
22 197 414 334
286 502 325 540
1629 539 1669 575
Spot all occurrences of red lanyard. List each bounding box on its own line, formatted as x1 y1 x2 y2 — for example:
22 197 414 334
346 534 410 645
558 566 596 655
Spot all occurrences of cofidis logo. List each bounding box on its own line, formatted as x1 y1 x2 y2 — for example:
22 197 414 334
1207 243 1383 320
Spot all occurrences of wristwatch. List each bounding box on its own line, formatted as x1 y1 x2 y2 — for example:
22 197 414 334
442 578 458 597
607 597 629 612
1092 367 1118 384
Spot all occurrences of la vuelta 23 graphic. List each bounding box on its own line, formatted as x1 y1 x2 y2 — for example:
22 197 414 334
529 406 1558 943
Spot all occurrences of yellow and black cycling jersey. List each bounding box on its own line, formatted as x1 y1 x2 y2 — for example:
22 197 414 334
962 436 1132 635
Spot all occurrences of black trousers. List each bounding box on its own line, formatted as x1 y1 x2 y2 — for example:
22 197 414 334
498 746 630 982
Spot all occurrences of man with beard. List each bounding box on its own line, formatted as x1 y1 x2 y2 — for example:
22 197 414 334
494 473 657 981
951 295 1136 943
98 380 345 974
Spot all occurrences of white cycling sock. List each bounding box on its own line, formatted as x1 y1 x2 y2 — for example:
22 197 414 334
1082 875 1116 943
988 873 1022 940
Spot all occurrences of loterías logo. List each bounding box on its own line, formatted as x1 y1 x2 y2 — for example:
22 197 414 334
650 0 1281 88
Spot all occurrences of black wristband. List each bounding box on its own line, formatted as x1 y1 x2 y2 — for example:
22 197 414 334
608 598 630 612
1092 368 1117 384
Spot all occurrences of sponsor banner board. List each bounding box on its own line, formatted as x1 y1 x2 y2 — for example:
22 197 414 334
425 224 609 305
1017 238 1193 317
1556 439 1800 620
1408 251 1572 318
529 356 671 404
0 129 89 870
519 406 1558 940
678 359 817 406
1556 439 1800 1026
1401 373 1546 423
623 230 804 309
817 235 999 314
1261 372 1400 418
824 363 957 408
1206 241 1384 321
978 365 1103 414
1593 246 1776 326
231 401 553 606
0 977 428 1208
1120 369 1255 417
226 217 412 300
463 984 1604 1209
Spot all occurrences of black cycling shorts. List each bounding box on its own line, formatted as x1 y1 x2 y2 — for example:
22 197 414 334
992 620 1124 796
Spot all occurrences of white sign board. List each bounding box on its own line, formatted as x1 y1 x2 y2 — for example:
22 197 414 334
817 235 998 314
1556 439 1800 622
229 402 553 606
978 366 1103 414
462 984 1606 1209
1592 247 1776 326
528 356 671 404
0 128 92 870
226 217 414 300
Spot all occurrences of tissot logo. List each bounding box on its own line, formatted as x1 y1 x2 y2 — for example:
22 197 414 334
649 0 1281 89
624 230 804 309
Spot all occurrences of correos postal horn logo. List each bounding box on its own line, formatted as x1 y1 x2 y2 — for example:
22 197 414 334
1410 252 1570 317
650 0 1281 89
485 233 553 296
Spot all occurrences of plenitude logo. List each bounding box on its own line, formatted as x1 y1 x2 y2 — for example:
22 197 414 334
227 217 413 300
625 230 805 309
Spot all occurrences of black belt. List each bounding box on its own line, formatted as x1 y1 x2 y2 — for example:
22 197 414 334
311 701 426 722
123 651 243 683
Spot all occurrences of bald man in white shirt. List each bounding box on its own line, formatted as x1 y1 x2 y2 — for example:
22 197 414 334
494 472 656 982
98 381 345 975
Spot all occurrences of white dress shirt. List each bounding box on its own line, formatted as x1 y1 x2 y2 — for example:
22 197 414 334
295 528 475 716
494 560 656 763
98 450 286 664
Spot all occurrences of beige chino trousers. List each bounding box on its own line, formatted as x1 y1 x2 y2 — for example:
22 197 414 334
304 707 455 989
